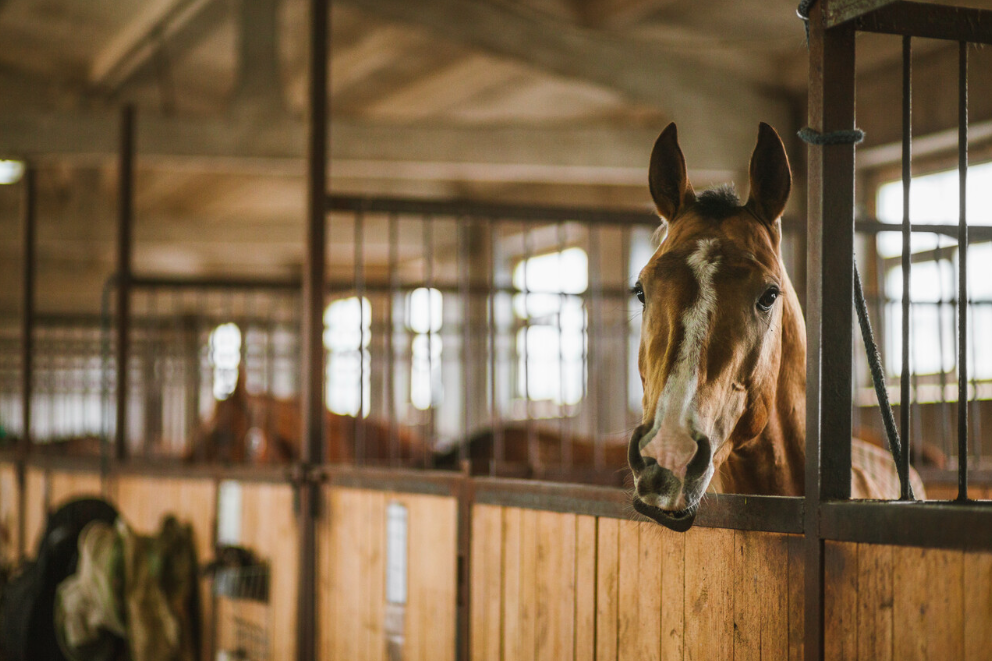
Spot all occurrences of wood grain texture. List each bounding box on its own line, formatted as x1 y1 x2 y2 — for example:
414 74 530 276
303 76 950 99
893 546 964 661
0 463 19 563
659 525 685 661
575 515 597 661
787 535 804 661
517 507 538 660
404 492 457 661
502 507 524 661
824 541 858 661
964 551 992 661
595 516 619 661
856 544 892 661
616 519 640 661
684 527 733 661
470 504 503 661
734 531 789 661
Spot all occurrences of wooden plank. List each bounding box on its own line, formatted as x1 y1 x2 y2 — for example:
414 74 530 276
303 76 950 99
637 523 662 661
23 467 46 555
595 516 619 661
824 541 858 661
683 527 733 661
364 491 387 661
471 504 503 661
317 486 336 661
734 531 790 661
659 526 684 661
893 546 964 661
617 519 640 661
575 515 597 661
787 535 804 661
734 530 761 661
558 513 577 661
856 544 893 661
518 507 539 660
502 507 523 661
0 463 20 563
964 551 992 661
237 482 299 661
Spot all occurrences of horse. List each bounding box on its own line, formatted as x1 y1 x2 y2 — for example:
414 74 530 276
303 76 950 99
627 122 925 530
188 374 426 465
433 424 630 484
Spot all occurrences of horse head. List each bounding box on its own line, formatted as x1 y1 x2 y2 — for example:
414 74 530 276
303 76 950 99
628 122 805 530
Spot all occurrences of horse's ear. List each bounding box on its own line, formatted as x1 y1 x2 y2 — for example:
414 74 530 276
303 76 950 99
649 123 695 223
746 123 792 226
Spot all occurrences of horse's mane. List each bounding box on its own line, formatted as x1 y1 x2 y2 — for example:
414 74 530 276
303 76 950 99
651 184 741 246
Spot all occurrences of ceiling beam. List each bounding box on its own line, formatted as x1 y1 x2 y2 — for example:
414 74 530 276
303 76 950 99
88 0 226 93
0 110 738 185
335 0 792 166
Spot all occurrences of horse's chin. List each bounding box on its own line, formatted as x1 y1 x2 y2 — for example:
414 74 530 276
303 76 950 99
631 496 698 532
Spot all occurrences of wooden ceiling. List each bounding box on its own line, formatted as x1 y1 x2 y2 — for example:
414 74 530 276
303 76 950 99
0 0 973 313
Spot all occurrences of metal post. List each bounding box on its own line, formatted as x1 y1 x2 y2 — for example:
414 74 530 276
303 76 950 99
899 36 913 500
298 0 327 657
18 163 35 560
805 6 856 660
115 105 135 462
957 41 969 501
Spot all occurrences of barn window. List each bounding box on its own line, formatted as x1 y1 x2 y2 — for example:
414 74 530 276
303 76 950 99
875 162 992 400
323 296 371 417
209 323 242 401
512 247 587 407
0 160 24 185
405 287 443 410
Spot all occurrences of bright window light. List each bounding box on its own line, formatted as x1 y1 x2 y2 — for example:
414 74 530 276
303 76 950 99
0 161 24 185
324 297 371 417
405 287 443 410
513 248 587 406
210 323 242 400
876 164 992 389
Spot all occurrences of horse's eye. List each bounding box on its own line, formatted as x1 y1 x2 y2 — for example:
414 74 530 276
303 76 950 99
757 286 780 312
632 282 645 305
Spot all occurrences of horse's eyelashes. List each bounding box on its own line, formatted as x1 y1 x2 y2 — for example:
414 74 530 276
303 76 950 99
631 283 646 305
757 286 780 312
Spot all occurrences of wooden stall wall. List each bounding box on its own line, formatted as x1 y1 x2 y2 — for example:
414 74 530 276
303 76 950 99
470 505 804 661
20 468 105 555
113 474 218 660
824 541 992 661
318 486 459 661
0 462 19 562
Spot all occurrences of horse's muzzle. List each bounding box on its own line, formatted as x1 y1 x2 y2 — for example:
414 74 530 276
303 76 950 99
627 424 712 532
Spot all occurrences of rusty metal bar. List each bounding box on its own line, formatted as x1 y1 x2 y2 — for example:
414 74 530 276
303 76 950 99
899 35 912 500
298 0 327 657
115 105 135 463
957 40 969 501
806 9 856 660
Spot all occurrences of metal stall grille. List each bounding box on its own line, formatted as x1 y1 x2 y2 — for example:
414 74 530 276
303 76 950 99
807 2 992 659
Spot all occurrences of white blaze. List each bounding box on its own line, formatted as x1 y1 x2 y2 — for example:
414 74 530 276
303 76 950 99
641 239 721 454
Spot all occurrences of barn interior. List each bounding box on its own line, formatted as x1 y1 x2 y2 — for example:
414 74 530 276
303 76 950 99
2 0 992 659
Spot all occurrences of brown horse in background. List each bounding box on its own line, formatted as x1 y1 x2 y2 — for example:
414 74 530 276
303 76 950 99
188 375 426 465
628 123 924 530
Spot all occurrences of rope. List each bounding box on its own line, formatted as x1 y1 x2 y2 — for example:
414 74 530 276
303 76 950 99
795 13 916 499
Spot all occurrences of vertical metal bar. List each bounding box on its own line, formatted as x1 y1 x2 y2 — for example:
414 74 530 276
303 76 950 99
957 40 969 501
589 225 601 462
115 105 135 462
488 219 502 475
805 11 856 661
355 209 365 464
621 225 631 451
387 213 398 466
523 223 536 471
899 35 912 501
424 215 435 467
299 0 327 657
556 221 569 471
20 164 35 460
459 218 470 466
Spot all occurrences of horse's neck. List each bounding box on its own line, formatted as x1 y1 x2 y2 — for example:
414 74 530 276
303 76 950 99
718 275 807 496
